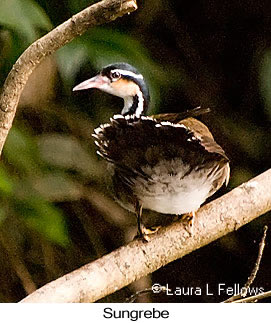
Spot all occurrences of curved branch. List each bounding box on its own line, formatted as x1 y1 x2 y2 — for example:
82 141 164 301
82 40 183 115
0 0 137 154
20 168 271 303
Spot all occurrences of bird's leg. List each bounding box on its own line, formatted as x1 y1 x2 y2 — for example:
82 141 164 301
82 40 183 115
135 201 144 238
180 211 195 236
134 201 160 242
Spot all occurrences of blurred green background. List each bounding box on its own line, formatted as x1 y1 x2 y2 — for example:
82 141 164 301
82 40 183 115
0 0 270 302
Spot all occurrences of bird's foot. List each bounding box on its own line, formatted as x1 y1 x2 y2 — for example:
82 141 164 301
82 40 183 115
180 212 195 236
135 225 161 242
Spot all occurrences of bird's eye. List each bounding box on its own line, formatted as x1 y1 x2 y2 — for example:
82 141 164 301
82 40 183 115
110 71 121 80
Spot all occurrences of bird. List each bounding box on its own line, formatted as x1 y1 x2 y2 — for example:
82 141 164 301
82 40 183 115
73 62 230 240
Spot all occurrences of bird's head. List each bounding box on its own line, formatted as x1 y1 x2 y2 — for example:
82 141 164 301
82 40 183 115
73 63 150 117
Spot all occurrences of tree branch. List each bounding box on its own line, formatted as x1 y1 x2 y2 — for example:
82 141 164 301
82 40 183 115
0 0 137 154
20 168 271 303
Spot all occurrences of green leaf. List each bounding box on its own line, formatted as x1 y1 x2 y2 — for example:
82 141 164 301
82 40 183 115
0 0 52 44
57 41 90 90
83 28 179 86
3 127 43 175
0 166 13 194
14 197 70 247
0 208 6 223
38 134 103 179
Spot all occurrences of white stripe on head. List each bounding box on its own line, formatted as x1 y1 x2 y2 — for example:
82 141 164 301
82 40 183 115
111 69 144 80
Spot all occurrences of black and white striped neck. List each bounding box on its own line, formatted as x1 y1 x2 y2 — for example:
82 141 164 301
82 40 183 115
122 91 146 117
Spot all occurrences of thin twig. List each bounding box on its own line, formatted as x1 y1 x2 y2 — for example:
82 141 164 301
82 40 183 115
242 225 267 295
223 226 268 303
232 290 271 303
125 288 154 303
125 285 170 303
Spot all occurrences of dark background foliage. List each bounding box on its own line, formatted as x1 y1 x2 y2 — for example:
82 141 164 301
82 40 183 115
0 0 270 302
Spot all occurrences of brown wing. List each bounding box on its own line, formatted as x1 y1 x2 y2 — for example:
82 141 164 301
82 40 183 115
179 117 230 190
152 106 210 123
152 107 228 159
179 117 228 160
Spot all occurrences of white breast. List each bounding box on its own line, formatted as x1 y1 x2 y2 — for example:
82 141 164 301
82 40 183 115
134 159 215 215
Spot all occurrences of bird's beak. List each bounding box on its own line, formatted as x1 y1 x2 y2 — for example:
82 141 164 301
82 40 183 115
72 74 109 91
